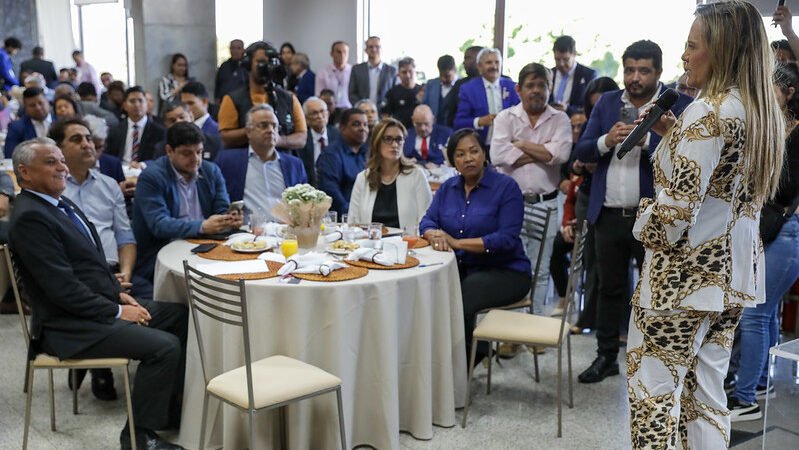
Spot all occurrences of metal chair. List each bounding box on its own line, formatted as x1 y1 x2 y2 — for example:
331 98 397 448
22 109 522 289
183 261 347 450
478 206 556 366
1 245 137 450
462 221 588 437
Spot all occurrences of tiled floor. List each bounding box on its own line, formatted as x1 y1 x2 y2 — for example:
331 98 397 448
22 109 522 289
0 313 796 450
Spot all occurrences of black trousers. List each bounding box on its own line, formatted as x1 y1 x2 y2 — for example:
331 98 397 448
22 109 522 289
594 208 643 359
461 268 531 361
47 300 188 430
550 231 572 298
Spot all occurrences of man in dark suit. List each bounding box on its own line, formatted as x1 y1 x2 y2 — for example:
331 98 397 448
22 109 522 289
445 45 482 128
422 54 459 126
289 52 316 105
574 40 693 384
105 86 167 164
20 46 58 88
299 97 340 186
316 108 369 215
549 36 598 117
348 36 396 111
132 123 240 283
4 87 56 157
9 137 187 450
454 48 520 147
179 81 219 136
216 104 307 221
404 105 451 166
152 103 221 161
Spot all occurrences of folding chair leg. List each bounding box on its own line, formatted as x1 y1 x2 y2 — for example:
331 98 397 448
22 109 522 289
567 334 574 408
494 342 503 368
335 387 347 450
123 367 137 450
533 352 540 383
198 393 209 450
249 410 255 450
23 366 34 449
557 346 562 438
486 341 493 395
72 369 78 414
461 340 479 428
48 369 55 431
279 406 288 449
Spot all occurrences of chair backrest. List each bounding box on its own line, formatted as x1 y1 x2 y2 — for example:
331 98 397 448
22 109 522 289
557 221 588 344
1 244 31 349
521 205 555 302
182 261 257 410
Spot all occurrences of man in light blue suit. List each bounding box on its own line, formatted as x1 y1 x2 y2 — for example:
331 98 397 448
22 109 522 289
453 48 520 147
422 54 459 126
216 104 308 221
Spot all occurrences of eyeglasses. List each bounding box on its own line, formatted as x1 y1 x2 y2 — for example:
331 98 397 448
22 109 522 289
381 136 404 145
251 122 278 130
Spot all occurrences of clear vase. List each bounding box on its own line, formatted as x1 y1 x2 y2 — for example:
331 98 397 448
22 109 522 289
288 224 322 249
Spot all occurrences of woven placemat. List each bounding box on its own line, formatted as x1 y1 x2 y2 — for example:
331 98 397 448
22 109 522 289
292 265 369 282
186 238 223 245
196 245 272 261
414 238 430 249
215 261 283 281
345 256 419 270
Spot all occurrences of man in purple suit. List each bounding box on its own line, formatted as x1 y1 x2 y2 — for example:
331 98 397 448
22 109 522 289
453 48 519 148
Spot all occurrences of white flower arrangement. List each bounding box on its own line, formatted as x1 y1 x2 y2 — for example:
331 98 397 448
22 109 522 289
272 184 333 228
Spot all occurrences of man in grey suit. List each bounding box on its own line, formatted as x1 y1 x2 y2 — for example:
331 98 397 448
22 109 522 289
348 36 396 111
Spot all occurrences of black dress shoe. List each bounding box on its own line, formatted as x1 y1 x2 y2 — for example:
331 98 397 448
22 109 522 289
120 427 184 450
91 368 118 401
578 355 620 383
67 369 88 391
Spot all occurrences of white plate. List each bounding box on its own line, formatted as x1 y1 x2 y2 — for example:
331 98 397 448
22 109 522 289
383 227 403 237
231 243 271 253
326 243 360 255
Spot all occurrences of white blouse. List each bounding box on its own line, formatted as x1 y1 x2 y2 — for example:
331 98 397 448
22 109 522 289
348 166 432 229
632 89 765 312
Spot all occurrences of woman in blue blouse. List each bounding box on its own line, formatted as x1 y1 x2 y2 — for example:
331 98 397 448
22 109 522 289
420 129 531 366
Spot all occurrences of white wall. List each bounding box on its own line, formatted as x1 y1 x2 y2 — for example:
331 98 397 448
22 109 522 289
263 0 362 76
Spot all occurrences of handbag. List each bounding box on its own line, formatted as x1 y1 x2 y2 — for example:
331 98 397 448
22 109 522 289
760 196 799 244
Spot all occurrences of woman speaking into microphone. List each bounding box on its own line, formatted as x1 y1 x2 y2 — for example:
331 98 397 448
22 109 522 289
626 1 785 448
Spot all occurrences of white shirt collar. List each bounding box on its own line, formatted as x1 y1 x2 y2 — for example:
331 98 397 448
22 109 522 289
482 77 500 89
194 113 210 129
248 145 280 161
310 128 328 141
127 115 148 129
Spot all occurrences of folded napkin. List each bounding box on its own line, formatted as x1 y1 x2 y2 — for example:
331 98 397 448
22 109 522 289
257 252 287 264
277 251 347 276
346 248 396 266
196 260 269 276
223 233 278 249
323 226 368 243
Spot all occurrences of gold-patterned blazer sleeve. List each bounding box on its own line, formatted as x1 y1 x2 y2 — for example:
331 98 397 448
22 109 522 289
633 101 723 250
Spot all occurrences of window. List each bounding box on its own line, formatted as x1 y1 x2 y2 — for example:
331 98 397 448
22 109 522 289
215 0 263 67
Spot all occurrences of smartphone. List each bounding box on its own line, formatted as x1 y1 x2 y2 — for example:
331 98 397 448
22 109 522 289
191 243 217 254
619 106 638 125
227 200 244 214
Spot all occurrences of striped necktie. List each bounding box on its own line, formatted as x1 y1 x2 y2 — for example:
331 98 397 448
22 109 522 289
131 124 140 162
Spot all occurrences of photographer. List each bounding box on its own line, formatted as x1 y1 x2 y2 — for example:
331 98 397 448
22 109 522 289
218 41 306 151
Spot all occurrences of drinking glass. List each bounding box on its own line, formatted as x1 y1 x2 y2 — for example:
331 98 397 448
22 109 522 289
368 222 383 250
402 225 420 255
322 211 338 232
250 212 266 237
341 214 356 243
281 233 299 258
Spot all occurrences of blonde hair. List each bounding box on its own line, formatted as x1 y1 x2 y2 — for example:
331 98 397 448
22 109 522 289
366 118 415 191
696 1 785 204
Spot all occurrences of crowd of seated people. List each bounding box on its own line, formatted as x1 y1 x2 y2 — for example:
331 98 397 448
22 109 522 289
2 3 799 447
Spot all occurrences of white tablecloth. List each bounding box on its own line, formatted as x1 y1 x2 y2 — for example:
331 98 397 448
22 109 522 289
154 240 466 450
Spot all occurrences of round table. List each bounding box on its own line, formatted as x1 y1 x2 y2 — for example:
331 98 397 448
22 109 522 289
154 240 467 450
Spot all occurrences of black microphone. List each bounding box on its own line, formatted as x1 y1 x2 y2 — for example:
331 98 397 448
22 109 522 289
616 88 679 160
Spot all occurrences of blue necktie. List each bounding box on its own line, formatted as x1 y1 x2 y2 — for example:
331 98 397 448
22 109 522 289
58 200 94 245
555 72 569 104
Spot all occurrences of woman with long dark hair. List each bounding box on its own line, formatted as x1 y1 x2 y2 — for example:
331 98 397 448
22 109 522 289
158 53 193 115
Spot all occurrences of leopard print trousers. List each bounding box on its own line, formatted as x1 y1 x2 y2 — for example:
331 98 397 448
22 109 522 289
627 305 742 450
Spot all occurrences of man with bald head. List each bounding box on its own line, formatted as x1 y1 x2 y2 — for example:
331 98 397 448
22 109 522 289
298 96 340 186
403 104 452 167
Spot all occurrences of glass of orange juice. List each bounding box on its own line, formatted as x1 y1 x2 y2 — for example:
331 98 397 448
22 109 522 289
281 233 299 258
402 225 420 255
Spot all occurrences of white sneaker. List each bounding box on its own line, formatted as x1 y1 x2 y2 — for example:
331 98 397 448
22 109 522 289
755 384 776 401
728 396 762 422
550 307 563 317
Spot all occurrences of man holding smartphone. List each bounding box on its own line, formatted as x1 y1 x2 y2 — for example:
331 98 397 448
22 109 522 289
132 122 242 284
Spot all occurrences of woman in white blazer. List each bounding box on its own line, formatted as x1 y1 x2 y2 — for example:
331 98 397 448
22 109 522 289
348 118 432 228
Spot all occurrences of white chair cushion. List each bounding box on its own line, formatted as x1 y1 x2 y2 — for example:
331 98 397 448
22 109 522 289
473 310 569 347
32 354 130 368
207 355 342 410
